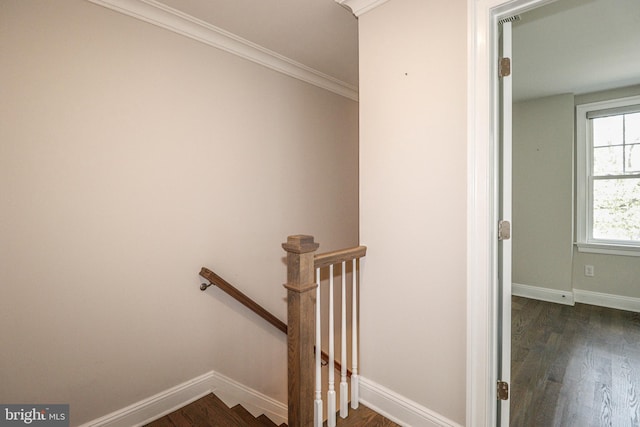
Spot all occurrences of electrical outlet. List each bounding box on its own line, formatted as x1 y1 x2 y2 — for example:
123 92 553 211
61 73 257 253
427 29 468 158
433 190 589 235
585 265 595 277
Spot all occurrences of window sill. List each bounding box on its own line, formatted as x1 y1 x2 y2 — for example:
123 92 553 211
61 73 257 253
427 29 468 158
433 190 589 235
576 242 640 257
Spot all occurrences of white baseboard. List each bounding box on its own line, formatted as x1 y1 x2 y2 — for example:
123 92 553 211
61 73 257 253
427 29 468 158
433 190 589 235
78 371 287 427
359 377 463 427
77 371 215 427
512 283 640 313
211 372 287 425
574 289 640 313
512 283 574 306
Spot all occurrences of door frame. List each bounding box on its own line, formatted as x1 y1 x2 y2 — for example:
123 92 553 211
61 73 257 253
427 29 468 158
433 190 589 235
466 0 558 425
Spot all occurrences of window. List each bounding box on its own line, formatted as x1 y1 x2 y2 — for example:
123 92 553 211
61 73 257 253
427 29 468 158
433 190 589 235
576 95 640 256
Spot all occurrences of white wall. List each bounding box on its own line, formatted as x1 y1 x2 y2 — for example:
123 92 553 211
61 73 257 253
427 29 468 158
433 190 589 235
512 94 574 294
511 85 640 302
358 0 467 423
571 85 640 298
0 1 358 424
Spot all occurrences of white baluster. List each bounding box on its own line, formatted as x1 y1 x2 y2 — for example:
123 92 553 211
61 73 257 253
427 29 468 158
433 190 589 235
314 267 323 427
351 258 359 409
340 261 348 418
327 264 336 427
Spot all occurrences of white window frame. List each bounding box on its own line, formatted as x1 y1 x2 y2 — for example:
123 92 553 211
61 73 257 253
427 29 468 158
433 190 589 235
576 94 640 257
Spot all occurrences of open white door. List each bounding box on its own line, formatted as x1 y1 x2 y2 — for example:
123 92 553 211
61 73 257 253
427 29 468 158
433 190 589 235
497 18 513 427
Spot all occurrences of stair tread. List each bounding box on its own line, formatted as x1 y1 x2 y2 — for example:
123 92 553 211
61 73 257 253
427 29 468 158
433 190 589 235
207 394 261 426
255 414 278 427
144 393 271 427
231 404 264 426
163 409 195 426
181 395 231 426
144 393 396 427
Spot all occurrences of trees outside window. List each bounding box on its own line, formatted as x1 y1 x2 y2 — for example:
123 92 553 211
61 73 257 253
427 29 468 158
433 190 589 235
576 96 640 256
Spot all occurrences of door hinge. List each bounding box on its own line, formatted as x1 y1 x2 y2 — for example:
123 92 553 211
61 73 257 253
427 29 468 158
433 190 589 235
498 220 511 241
499 57 511 78
497 381 509 400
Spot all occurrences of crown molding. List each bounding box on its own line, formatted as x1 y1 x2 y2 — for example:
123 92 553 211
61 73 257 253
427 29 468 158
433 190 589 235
335 0 390 17
87 0 359 101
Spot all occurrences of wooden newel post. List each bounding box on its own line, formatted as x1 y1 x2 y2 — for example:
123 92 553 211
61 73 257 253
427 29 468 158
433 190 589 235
282 235 319 427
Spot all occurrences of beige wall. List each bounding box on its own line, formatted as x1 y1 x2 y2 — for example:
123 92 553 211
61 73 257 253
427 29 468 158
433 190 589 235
358 0 467 423
0 1 358 424
512 94 574 292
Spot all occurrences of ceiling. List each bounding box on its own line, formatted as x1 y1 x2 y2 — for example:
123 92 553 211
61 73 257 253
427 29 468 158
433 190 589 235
112 0 638 102
513 0 640 101
157 0 359 88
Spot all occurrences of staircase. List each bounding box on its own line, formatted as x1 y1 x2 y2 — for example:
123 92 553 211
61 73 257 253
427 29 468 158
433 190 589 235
145 393 401 426
191 236 399 426
144 393 286 427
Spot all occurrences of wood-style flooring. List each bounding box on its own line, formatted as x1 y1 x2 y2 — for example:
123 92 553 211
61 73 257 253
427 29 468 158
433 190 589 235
511 296 640 427
144 393 400 427
144 393 282 427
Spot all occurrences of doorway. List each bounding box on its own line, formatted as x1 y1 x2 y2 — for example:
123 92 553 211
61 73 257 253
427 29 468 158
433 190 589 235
467 0 640 425
506 0 640 425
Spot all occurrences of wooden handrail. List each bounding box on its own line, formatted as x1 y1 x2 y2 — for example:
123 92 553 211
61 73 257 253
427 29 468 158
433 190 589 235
199 267 287 334
314 245 367 269
199 266 351 377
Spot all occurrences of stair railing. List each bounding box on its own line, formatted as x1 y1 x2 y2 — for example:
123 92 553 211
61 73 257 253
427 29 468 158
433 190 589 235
283 235 366 427
199 234 366 427
199 267 350 376
200 267 288 334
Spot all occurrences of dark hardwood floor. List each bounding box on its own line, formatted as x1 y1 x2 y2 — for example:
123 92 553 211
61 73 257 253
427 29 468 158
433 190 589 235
143 393 281 427
144 393 400 427
511 296 640 427
330 404 401 427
